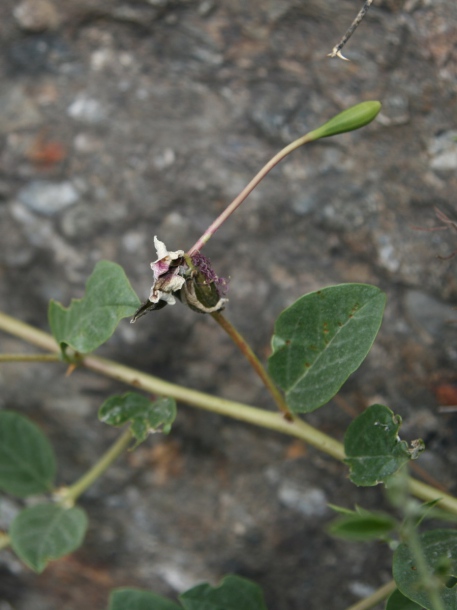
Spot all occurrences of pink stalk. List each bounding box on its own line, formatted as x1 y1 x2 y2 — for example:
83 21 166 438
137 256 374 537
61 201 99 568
187 132 314 255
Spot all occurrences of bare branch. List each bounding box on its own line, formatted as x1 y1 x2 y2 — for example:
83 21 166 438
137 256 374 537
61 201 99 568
328 0 374 61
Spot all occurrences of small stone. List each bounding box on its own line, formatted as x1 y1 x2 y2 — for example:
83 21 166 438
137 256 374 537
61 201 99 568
73 132 103 154
153 148 176 169
198 1 216 17
13 0 60 32
18 180 80 216
90 48 115 72
376 234 400 273
428 131 457 171
278 483 328 517
67 94 107 124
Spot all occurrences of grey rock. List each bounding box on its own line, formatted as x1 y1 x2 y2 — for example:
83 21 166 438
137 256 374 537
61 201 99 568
0 86 42 134
13 0 60 32
8 34 74 74
405 289 457 339
17 181 80 215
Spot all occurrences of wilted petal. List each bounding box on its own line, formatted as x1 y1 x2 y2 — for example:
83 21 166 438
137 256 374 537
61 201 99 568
149 271 186 304
151 236 185 279
154 236 169 259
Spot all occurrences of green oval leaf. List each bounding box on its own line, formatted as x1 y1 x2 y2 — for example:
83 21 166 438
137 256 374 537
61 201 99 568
268 284 386 413
393 529 457 610
10 503 88 572
99 393 177 446
180 575 267 610
0 411 56 497
306 101 381 141
109 589 181 610
386 589 423 610
344 404 424 486
48 261 141 354
328 510 397 541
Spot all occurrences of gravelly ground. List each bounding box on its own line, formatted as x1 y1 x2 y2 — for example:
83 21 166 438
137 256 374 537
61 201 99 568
1 1 457 609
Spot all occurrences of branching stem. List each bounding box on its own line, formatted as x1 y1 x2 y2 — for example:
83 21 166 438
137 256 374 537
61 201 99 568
57 428 133 507
0 353 61 362
1 311 457 515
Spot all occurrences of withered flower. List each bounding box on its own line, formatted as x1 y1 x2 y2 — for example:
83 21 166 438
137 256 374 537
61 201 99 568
178 252 228 314
131 240 228 322
131 237 186 322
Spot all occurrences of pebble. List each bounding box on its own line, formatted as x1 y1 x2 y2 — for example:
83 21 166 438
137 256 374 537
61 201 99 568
376 234 401 273
428 130 457 171
153 148 176 170
278 483 328 517
18 180 80 215
67 94 107 124
73 132 103 153
13 0 60 32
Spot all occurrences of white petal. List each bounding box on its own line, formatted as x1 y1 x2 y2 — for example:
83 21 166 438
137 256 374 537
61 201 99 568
153 235 184 262
166 274 186 292
159 292 177 305
154 236 168 259
168 248 185 260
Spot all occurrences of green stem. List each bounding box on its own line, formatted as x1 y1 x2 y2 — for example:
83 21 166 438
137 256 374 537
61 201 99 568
0 353 61 362
0 533 11 550
1 311 457 515
57 428 133 507
211 311 293 419
84 353 346 461
345 580 396 610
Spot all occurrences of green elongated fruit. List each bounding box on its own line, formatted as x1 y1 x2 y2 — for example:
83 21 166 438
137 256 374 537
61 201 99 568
306 101 381 141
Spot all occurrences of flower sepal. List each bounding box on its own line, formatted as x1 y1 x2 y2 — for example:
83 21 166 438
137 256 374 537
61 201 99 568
130 298 168 323
177 251 228 314
178 276 228 314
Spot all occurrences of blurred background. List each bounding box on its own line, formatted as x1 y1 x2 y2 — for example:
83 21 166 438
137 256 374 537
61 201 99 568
1 0 457 608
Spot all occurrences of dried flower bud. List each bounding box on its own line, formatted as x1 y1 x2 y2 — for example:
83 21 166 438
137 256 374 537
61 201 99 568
178 252 228 314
